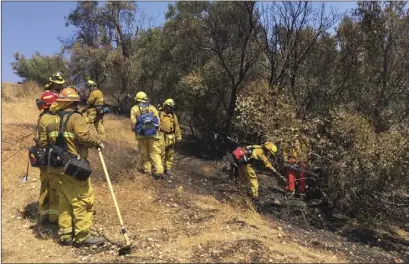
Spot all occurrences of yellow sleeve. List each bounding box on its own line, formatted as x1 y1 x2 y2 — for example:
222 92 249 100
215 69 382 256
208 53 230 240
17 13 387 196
94 90 104 105
71 114 101 147
130 106 139 128
256 150 274 170
37 115 49 148
87 91 97 105
174 114 182 141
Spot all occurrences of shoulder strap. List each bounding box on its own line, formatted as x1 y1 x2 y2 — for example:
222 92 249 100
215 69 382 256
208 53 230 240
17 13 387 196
55 111 77 149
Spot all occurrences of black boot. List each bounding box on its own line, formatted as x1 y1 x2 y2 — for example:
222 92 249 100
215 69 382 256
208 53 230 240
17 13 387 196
74 235 105 247
152 173 163 180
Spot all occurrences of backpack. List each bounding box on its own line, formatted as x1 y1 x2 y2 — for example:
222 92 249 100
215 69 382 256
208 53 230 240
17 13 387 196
48 111 93 181
232 146 254 165
135 104 159 136
28 113 48 167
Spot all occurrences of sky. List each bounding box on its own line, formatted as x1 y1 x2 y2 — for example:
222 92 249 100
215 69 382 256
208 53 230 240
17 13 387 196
1 1 357 83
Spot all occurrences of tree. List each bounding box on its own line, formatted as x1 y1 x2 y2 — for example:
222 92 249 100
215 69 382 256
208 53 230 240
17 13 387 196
11 52 68 85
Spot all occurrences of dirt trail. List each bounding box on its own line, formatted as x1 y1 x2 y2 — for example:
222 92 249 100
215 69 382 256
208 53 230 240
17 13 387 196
1 82 405 263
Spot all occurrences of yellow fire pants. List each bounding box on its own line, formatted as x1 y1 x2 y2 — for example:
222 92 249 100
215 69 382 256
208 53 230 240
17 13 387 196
54 173 94 243
39 168 59 223
137 137 163 174
160 136 175 170
86 108 106 141
238 164 259 199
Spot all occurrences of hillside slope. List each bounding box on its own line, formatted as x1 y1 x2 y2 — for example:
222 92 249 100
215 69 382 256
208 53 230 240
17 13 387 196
1 82 404 263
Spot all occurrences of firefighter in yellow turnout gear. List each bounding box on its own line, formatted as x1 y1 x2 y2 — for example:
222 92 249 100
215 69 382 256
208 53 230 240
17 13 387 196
130 91 164 179
44 72 65 94
40 87 105 247
237 142 279 200
36 91 59 225
159 99 182 176
82 80 106 141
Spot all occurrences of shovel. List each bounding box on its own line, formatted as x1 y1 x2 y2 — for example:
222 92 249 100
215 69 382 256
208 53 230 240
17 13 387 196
97 148 132 256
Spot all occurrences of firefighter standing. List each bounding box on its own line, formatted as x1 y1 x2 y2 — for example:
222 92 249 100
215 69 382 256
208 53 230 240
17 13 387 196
282 128 308 197
36 91 59 226
236 142 280 200
159 99 182 176
41 87 105 247
130 91 164 179
82 80 106 141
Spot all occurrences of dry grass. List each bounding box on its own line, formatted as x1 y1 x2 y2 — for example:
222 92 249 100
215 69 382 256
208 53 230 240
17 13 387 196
1 82 348 263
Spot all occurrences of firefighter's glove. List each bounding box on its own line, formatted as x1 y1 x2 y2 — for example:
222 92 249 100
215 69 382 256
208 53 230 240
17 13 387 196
97 142 105 150
176 138 182 144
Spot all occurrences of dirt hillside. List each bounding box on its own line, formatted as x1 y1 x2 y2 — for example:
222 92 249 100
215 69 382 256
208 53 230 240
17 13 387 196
1 82 405 263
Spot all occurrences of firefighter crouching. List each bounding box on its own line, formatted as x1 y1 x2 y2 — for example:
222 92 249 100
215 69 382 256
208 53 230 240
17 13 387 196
159 98 182 176
232 142 280 200
40 87 105 247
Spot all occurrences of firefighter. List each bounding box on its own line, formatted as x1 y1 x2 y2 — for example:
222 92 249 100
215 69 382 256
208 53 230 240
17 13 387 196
159 99 182 176
36 91 59 226
44 72 65 95
130 91 164 179
236 142 280 200
82 80 106 141
282 128 308 197
41 87 105 247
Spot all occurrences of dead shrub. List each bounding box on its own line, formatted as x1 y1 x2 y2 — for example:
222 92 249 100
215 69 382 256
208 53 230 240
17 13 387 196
311 108 409 222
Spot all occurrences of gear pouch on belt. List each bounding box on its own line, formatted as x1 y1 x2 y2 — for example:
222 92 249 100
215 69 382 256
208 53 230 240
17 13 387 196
164 133 176 147
48 144 71 167
64 157 92 181
95 105 104 115
28 146 48 167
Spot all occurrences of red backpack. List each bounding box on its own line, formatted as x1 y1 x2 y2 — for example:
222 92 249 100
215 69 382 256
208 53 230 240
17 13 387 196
232 146 253 165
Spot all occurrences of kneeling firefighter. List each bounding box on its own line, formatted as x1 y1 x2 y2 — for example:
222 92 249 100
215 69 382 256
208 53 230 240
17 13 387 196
40 87 105 247
82 80 106 141
232 142 280 200
130 91 163 179
159 99 182 176
34 91 59 225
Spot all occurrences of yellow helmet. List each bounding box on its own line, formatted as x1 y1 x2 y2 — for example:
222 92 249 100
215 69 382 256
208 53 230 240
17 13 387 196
135 91 148 102
163 98 175 108
49 72 65 85
263 141 278 155
87 80 97 88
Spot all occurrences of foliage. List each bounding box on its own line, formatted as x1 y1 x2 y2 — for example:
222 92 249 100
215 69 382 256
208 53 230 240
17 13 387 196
11 52 68 85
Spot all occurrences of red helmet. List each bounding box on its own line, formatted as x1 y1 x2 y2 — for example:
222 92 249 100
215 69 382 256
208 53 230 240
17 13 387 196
37 91 58 110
